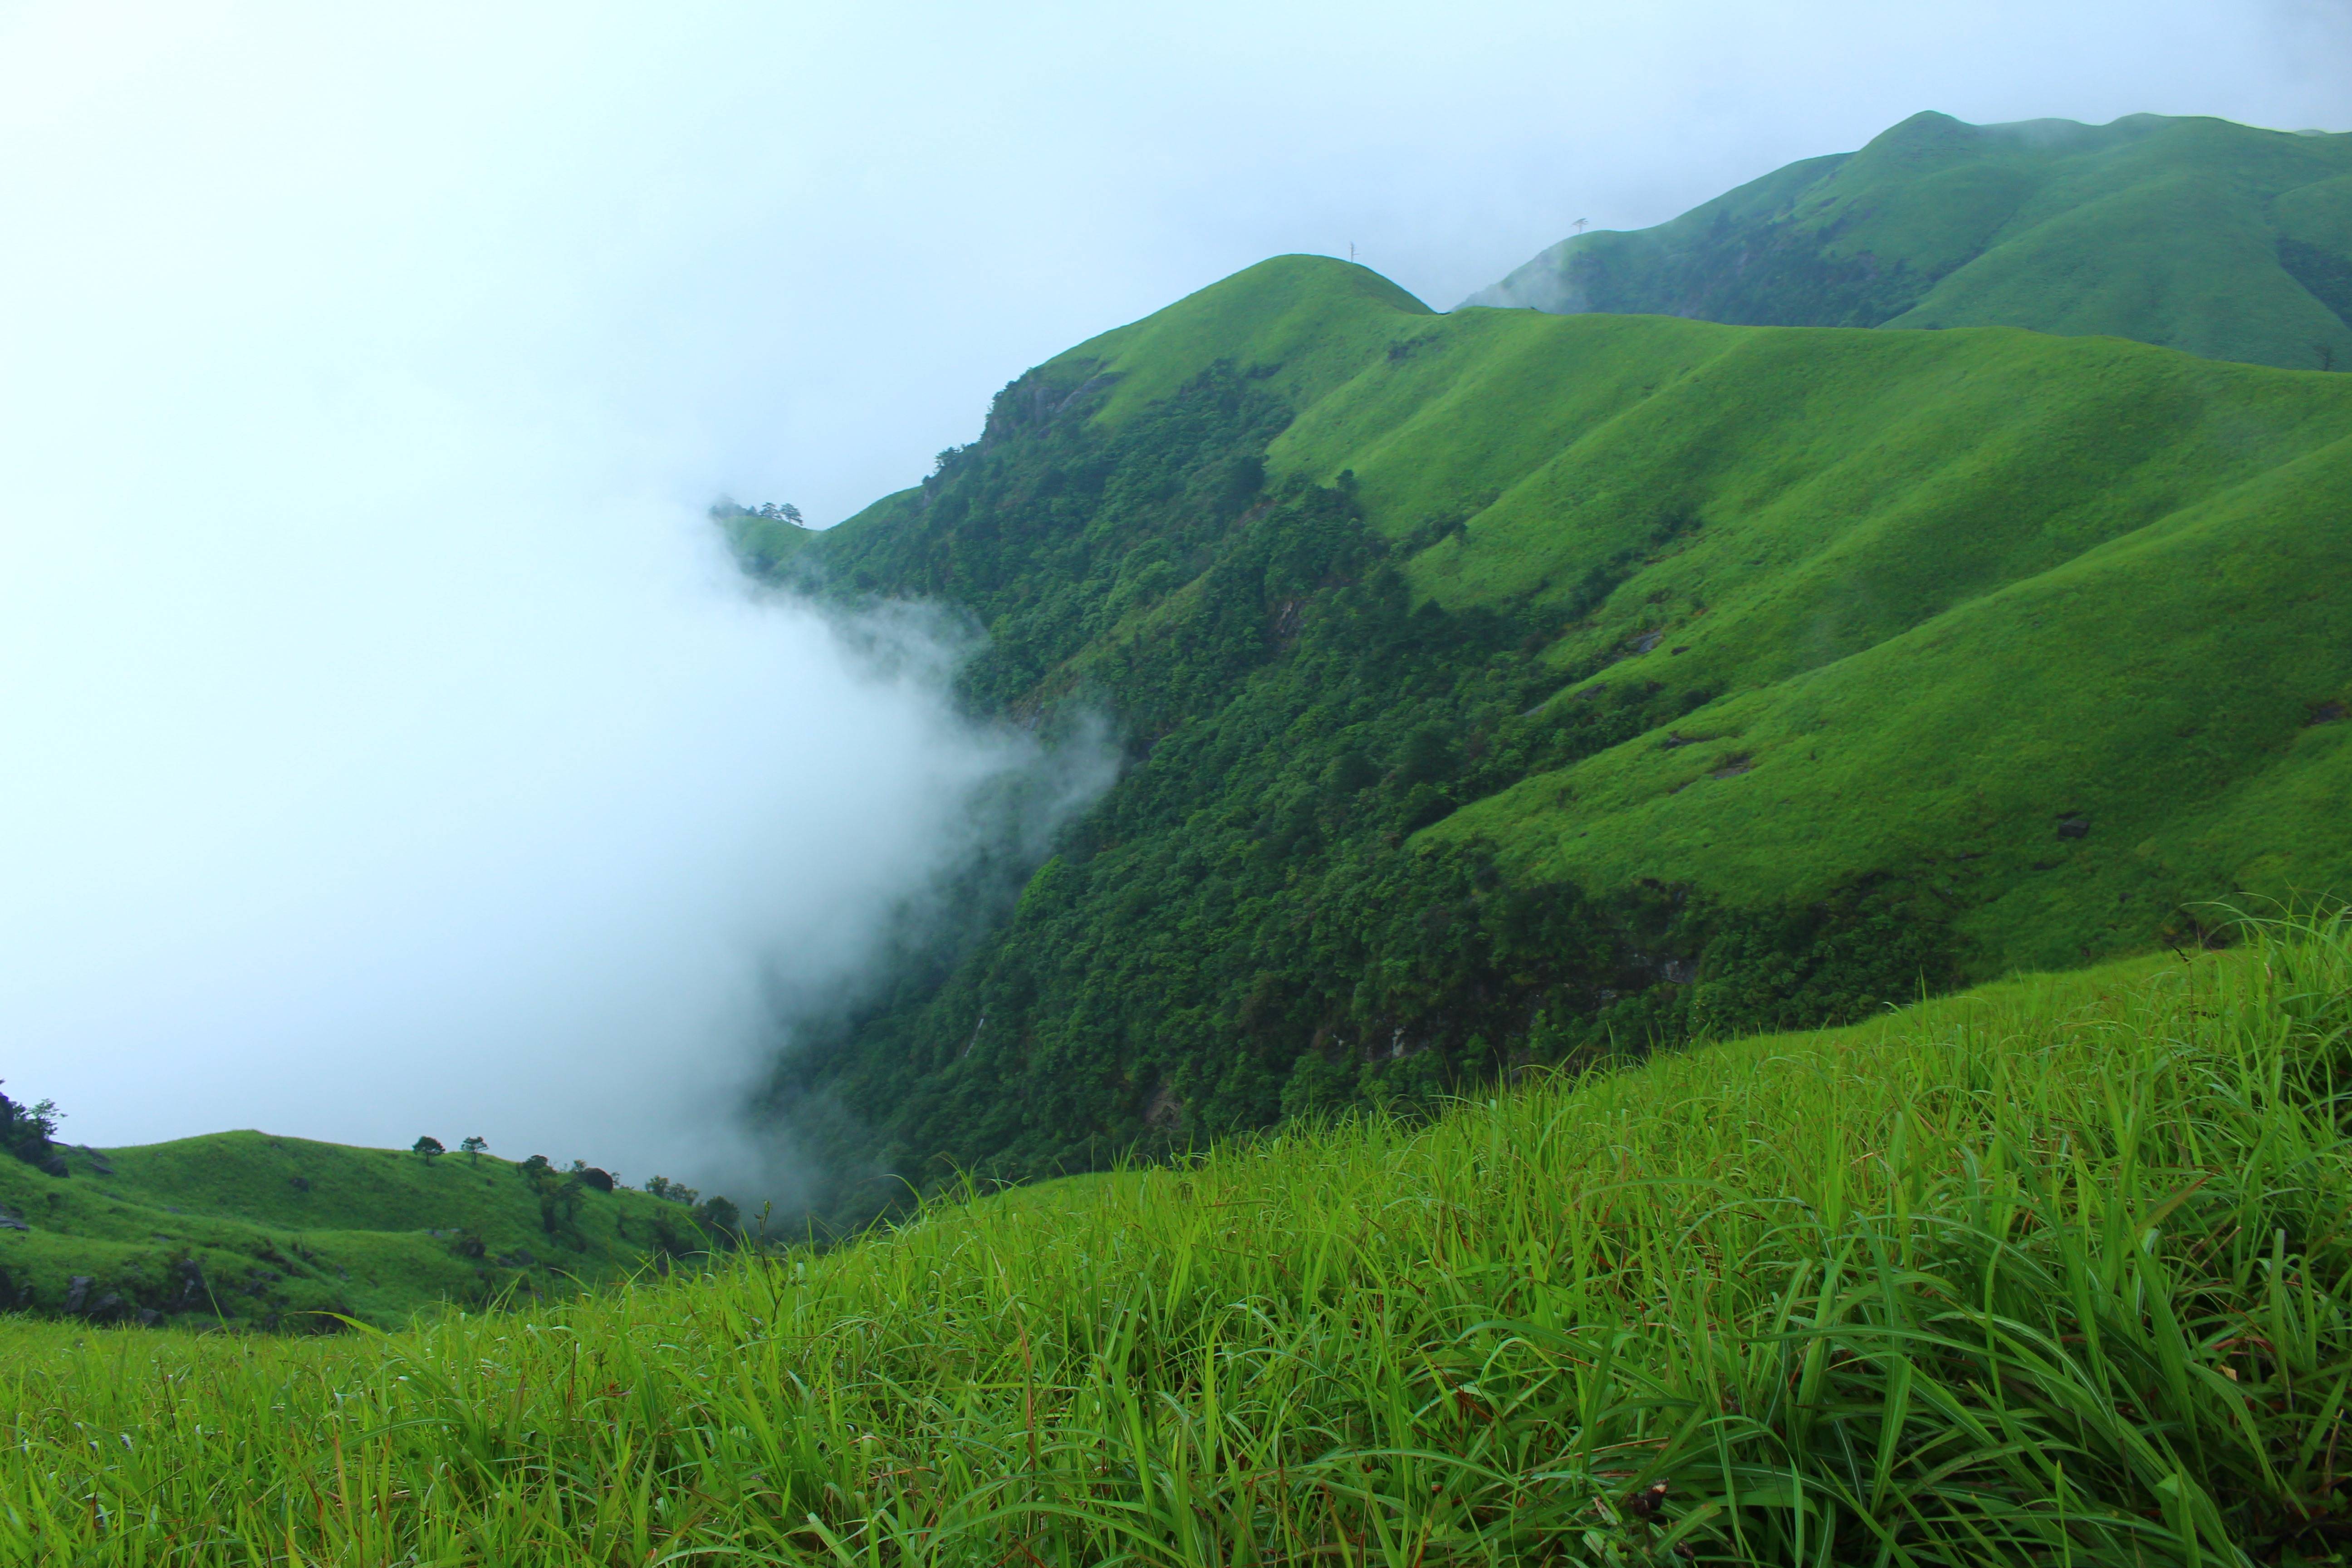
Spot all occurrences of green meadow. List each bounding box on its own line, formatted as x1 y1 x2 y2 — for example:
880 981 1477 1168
0 1134 725 1331
5 917 2351 1564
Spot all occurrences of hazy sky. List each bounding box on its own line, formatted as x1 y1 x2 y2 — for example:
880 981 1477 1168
1 0 2344 1191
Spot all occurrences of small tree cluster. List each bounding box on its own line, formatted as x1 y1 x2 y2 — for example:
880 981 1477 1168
643 1174 699 1206
515 1154 580 1238
630 1185 738 1241
641 1176 745 1245
707 498 804 524
693 1195 742 1239
508 1154 617 1240
0 1083 64 1176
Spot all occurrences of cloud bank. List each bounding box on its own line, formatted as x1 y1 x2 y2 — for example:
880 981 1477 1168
0 401 1109 1194
0 5 1122 1193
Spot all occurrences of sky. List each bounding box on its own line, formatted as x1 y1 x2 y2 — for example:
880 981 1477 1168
0 0 2345 1195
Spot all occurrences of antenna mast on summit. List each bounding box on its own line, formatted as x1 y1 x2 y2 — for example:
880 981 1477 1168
1349 241 1357 263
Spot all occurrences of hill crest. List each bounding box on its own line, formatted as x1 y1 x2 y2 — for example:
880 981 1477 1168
1462 111 2352 373
0 1127 735 1328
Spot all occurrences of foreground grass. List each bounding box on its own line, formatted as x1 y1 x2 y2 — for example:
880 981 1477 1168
7 924 2352 1565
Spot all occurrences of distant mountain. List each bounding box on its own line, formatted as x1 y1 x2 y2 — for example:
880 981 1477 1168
1463 113 2352 372
760 254 2352 1206
0 1131 736 1328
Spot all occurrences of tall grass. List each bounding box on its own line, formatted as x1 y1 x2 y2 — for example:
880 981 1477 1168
5 919 2350 1565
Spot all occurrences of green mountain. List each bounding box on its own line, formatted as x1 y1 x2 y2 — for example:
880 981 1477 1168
0 1132 732 1328
1463 112 2352 373
765 253 2352 1209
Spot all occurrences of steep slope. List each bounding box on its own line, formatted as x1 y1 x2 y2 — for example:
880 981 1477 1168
1464 113 2352 373
770 254 2352 1202
0 1132 732 1328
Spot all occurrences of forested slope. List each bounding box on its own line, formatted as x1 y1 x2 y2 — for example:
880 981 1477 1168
769 254 2352 1202
1464 112 2352 373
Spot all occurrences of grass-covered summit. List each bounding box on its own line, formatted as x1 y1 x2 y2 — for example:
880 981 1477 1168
1464 112 2352 373
767 251 2352 1200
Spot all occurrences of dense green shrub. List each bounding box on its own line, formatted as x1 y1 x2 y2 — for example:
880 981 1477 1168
0 1085 63 1177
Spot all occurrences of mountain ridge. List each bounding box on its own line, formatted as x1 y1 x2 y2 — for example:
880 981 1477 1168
1463 111 2352 372
765 251 2352 1204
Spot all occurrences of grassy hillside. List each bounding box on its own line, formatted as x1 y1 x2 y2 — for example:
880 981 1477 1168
5 921 2349 1563
1298 313 2352 968
771 252 2352 1197
1465 112 2352 373
0 1131 730 1329
715 499 818 574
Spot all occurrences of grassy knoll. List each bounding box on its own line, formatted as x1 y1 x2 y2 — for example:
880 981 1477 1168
780 252 2352 1187
716 500 819 574
6 919 2351 1563
1465 112 2352 374
0 1133 719 1330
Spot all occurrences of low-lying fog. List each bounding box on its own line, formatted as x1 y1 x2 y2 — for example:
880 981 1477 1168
0 8 1132 1202
0 323 1121 1203
0 1 2337 1202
